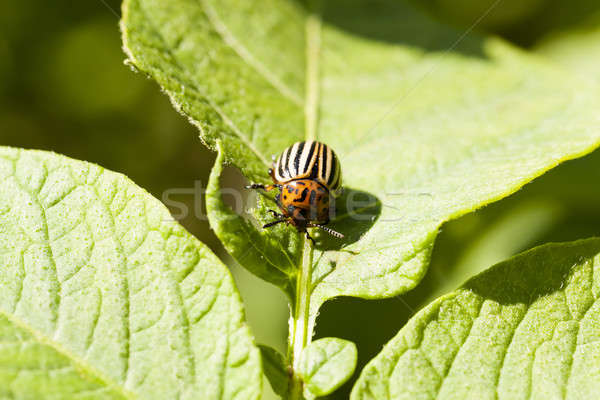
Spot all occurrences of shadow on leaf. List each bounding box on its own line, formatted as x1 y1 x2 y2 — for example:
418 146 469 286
315 187 381 250
295 0 488 58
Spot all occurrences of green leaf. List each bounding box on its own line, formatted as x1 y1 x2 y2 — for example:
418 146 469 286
0 147 261 399
351 238 600 400
259 344 290 397
122 0 600 318
299 337 357 399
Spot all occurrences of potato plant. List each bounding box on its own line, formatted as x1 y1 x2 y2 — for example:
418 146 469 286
2 0 600 399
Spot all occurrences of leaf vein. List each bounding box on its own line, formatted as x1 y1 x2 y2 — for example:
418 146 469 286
435 300 483 396
202 0 303 107
563 261 598 399
494 304 528 400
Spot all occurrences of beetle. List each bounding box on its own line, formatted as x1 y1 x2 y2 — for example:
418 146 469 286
246 140 344 244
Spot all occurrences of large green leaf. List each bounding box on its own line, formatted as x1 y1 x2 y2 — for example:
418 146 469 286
0 147 261 399
352 238 600 399
121 0 600 321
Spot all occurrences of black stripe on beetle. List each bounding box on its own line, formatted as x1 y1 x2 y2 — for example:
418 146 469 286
298 188 309 202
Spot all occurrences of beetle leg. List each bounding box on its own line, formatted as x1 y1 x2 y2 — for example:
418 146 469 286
305 231 316 246
246 183 277 191
268 209 286 219
263 219 286 229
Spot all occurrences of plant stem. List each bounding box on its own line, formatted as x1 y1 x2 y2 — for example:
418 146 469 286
288 236 314 400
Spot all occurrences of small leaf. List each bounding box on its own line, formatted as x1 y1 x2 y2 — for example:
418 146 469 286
0 147 261 399
259 344 289 397
351 238 600 400
122 0 600 319
299 337 357 399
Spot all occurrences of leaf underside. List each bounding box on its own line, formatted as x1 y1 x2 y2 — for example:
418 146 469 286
121 0 600 319
0 147 261 399
352 238 600 400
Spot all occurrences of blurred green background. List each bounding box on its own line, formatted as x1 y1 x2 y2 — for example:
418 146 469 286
2 0 600 398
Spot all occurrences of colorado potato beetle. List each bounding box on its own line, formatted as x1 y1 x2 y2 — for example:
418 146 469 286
246 140 344 244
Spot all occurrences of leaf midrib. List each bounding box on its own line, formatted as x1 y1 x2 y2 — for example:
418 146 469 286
305 344 347 380
304 10 321 142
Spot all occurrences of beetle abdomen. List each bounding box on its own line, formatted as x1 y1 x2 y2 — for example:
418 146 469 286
280 180 330 223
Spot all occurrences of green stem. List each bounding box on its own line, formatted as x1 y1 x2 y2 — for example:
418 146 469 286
288 236 314 400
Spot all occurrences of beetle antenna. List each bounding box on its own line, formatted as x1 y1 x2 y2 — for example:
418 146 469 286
263 220 286 228
311 224 344 238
